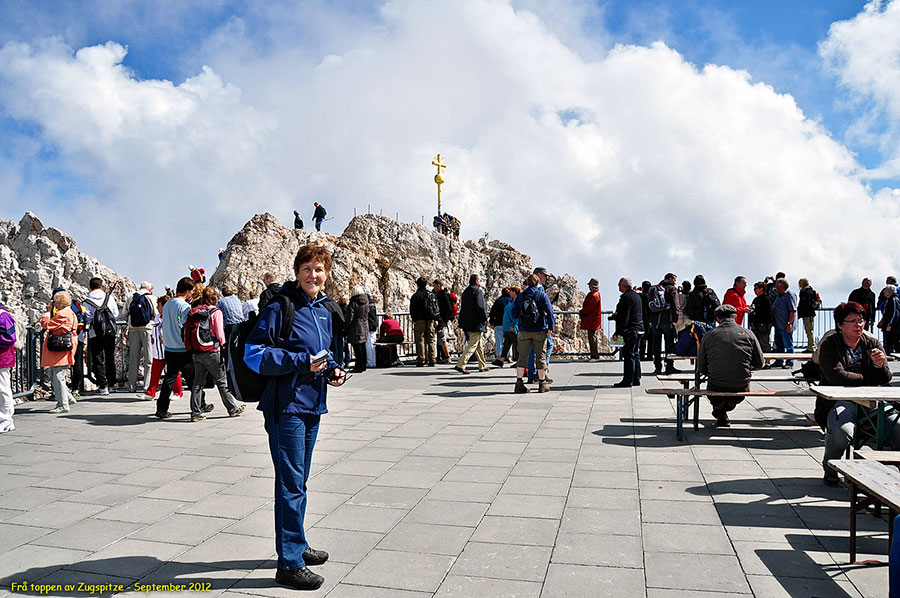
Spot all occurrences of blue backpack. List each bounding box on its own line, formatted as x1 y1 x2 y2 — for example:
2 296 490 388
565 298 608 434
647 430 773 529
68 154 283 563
128 293 153 327
674 322 705 356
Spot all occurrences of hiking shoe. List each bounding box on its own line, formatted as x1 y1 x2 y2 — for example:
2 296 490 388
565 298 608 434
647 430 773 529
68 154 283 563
302 547 329 566
229 404 246 417
275 567 324 591
49 406 69 414
713 415 730 428
191 415 206 422
612 381 631 388
544 376 553 384
155 412 172 419
0 421 14 433
514 380 529 393
478 366 490 372
665 366 681 374
98 387 109 396
491 359 504 367
823 475 840 487
416 361 426 367
426 361 435 367
68 396 77 404
538 381 550 393
202 404 214 413
453 366 470 375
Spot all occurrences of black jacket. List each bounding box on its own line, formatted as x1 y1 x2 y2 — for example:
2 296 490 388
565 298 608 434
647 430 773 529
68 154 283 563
797 287 819 319
748 293 772 331
458 284 487 332
366 294 378 331
313 205 326 220
848 286 876 324
258 282 283 311
344 294 369 344
685 285 720 324
409 288 437 321
435 288 452 324
613 289 644 336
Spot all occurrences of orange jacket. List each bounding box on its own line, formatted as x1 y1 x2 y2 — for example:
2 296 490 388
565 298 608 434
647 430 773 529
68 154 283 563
40 307 78 367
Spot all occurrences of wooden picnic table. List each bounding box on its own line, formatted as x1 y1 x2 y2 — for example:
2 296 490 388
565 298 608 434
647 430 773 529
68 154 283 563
827 458 900 563
812 386 900 450
668 352 813 364
650 370 812 441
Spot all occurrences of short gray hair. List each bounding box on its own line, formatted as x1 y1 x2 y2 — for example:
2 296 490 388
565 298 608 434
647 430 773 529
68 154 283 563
140 281 153 290
619 277 633 288
775 277 789 290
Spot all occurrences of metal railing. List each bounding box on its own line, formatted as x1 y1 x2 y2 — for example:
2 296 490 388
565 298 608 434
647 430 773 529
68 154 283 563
11 325 39 400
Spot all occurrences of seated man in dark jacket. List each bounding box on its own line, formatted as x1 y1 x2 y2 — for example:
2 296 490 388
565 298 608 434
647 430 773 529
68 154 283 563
696 304 764 428
818 301 900 486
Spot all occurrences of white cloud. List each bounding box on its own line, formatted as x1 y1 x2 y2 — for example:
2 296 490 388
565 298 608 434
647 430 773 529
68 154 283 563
0 0 898 306
820 0 900 179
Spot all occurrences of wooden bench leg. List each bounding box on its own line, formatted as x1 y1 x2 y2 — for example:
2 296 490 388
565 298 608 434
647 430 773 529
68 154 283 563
676 395 684 442
693 394 700 431
850 480 858 563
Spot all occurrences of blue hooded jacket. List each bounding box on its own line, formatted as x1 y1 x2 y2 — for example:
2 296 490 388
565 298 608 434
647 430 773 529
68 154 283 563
513 284 555 332
244 282 339 416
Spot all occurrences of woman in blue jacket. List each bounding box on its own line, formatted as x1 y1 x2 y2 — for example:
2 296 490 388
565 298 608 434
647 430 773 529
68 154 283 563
244 244 346 591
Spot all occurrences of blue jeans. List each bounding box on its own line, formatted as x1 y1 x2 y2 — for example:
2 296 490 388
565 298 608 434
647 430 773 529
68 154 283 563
315 218 323 231
892 514 900 597
265 411 320 569
621 330 642 384
773 327 794 366
650 321 676 370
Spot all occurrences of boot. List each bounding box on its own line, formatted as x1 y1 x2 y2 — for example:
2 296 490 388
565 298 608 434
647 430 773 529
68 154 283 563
514 379 529 393
538 380 550 393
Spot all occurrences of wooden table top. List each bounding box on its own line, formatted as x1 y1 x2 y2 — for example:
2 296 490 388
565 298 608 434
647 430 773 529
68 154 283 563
812 386 900 408
827 459 900 509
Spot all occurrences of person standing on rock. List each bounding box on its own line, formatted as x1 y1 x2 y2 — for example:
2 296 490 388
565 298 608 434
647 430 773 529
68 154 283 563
293 210 304 230
579 278 602 360
410 277 438 366
454 274 489 374
312 202 327 231
84 277 120 395
433 280 453 364
244 243 345 591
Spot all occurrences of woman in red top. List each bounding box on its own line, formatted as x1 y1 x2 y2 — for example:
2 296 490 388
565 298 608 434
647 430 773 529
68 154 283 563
579 279 602 360
378 312 404 365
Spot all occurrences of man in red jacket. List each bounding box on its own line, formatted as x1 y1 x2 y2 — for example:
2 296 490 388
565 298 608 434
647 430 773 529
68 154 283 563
723 276 749 326
579 278 603 360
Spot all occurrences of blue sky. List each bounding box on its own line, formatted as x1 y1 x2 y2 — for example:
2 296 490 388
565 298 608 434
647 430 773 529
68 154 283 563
0 0 898 305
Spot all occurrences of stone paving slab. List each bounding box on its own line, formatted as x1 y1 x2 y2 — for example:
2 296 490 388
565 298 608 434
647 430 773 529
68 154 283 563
0 358 895 596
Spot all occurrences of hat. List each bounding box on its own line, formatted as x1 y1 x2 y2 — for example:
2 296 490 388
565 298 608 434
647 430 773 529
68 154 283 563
588 278 599 289
190 267 206 283
533 267 548 275
714 304 737 319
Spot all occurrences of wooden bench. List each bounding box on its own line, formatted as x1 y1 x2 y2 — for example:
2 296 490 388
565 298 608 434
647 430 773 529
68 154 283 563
646 387 814 441
828 458 900 563
855 447 900 466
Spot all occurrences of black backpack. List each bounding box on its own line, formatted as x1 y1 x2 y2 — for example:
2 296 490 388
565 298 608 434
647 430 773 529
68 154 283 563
87 284 118 341
647 284 671 313
519 293 542 328
227 294 294 403
700 289 721 323
128 293 153 327
426 292 441 321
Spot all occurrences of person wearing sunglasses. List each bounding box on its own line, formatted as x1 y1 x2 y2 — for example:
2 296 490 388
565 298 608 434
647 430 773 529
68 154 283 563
817 301 900 486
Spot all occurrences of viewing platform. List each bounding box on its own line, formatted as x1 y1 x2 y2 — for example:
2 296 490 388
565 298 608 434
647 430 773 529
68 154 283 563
0 359 893 597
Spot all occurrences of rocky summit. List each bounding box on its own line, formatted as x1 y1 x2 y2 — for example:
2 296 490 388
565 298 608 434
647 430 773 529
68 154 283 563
211 213 610 355
0 212 137 323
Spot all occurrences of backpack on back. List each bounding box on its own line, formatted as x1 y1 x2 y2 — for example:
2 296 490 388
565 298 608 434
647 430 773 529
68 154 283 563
129 293 153 327
426 292 441 321
448 293 459 319
87 284 118 341
519 292 543 329
647 284 671 313
700 289 721 323
811 289 822 311
184 305 220 352
227 294 294 403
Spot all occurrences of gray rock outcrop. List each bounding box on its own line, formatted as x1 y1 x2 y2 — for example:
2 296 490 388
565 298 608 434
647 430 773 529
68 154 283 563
0 212 137 323
211 213 610 355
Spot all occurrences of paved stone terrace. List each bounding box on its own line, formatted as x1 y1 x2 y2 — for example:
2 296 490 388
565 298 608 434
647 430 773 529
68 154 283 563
0 359 893 597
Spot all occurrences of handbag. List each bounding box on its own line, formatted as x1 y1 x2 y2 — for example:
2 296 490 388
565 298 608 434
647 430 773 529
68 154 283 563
46 330 73 352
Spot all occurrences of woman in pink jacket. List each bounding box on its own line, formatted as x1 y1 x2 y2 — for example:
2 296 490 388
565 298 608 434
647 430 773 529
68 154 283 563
40 291 79 413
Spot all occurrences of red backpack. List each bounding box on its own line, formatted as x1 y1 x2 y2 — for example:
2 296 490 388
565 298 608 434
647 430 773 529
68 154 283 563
184 305 220 352
449 293 459 318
